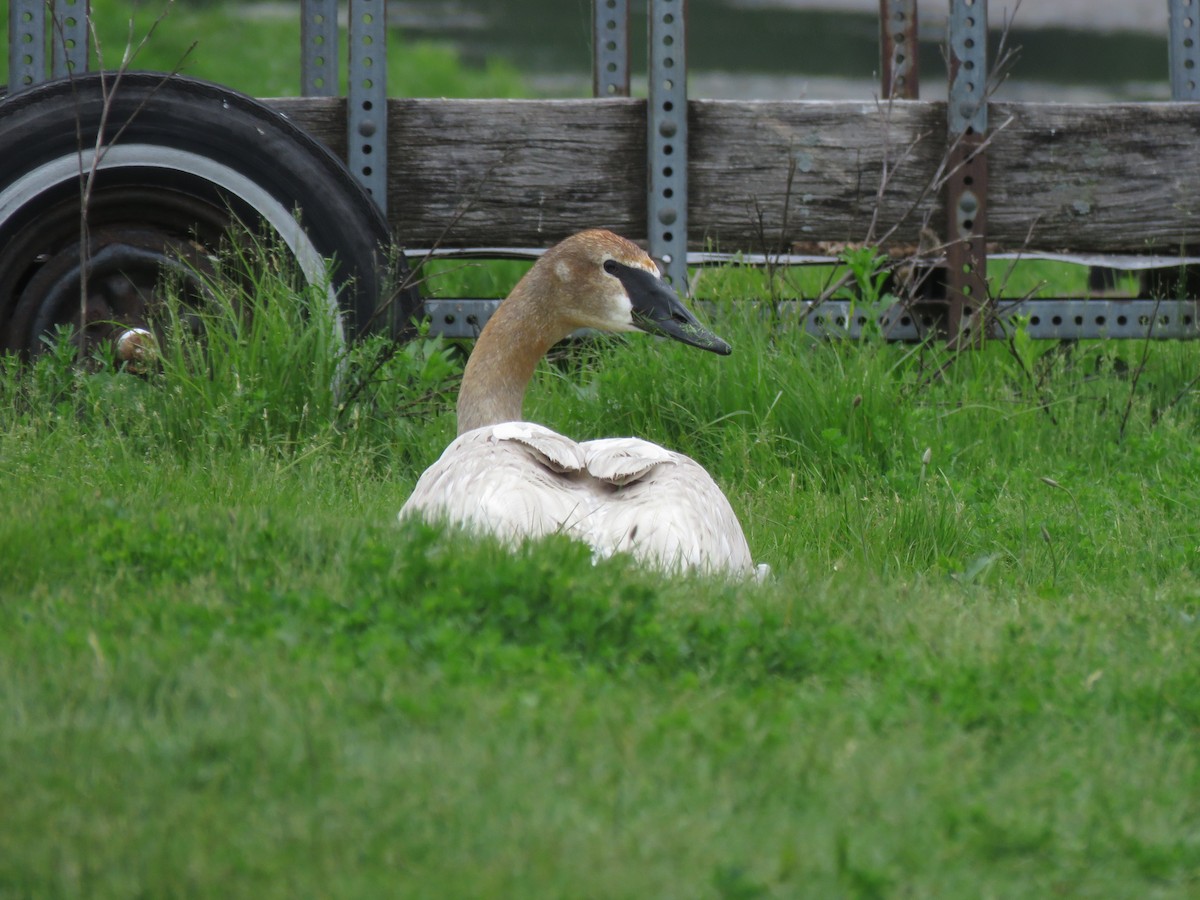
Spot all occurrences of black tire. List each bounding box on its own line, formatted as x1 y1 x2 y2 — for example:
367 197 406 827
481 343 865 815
0 71 419 356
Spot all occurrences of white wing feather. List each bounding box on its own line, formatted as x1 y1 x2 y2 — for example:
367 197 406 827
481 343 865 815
581 438 753 574
582 436 675 484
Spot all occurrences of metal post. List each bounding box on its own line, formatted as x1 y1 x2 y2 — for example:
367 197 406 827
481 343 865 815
648 0 689 292
50 0 89 79
945 0 989 343
301 0 339 97
1169 0 1200 101
594 0 631 97
879 0 919 99
1165 0 1200 304
8 0 47 94
348 0 388 215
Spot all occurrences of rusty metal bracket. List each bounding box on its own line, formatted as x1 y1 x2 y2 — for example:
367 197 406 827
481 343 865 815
944 138 988 340
945 0 989 343
879 0 919 99
594 0 631 97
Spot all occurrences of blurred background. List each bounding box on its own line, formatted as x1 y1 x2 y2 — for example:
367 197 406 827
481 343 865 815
2 0 1175 100
384 0 1172 101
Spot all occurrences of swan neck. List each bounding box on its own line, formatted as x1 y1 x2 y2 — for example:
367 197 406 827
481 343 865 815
456 284 564 435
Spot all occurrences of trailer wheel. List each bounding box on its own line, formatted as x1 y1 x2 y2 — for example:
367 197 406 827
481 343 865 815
0 71 417 359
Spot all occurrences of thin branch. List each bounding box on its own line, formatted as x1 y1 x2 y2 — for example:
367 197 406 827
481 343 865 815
68 1 195 359
1154 369 1200 424
1118 294 1163 441
337 152 520 418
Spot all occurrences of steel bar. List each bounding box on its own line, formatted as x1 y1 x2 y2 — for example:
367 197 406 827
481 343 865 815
8 0 47 94
424 297 1200 342
804 297 1200 341
404 247 1200 270
424 299 503 339
1155 1 1200 317
648 0 689 292
943 139 988 337
301 0 339 97
948 1 988 137
50 0 89 79
879 0 919 99
593 0 631 97
348 0 388 214
945 0 989 343
1168 0 1200 100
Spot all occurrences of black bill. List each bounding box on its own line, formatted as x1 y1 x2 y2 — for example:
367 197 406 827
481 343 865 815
607 260 732 355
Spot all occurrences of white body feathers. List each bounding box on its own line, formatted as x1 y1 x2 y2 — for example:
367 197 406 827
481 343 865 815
400 422 754 576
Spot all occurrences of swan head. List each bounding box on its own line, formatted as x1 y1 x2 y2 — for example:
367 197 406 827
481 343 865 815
540 230 731 355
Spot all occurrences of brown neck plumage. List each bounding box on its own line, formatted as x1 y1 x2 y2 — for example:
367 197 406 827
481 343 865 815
455 268 569 435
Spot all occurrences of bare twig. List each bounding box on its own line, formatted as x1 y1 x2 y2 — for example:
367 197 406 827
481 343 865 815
337 152 519 418
66 1 195 360
363 147 519 337
1154 369 1200 424
864 4 1023 358
1118 294 1163 441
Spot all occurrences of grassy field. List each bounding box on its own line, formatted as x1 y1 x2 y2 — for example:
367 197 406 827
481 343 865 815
3 2 1200 897
2 249 1199 896
2 0 528 98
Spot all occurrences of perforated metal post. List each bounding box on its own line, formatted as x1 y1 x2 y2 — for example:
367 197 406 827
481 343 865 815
301 0 339 97
348 0 388 215
1166 0 1200 308
1169 0 1200 100
50 0 89 79
8 0 47 94
945 0 989 343
593 0 631 97
648 0 688 292
879 0 919 99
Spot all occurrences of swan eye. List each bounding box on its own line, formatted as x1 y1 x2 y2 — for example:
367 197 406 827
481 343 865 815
602 259 619 276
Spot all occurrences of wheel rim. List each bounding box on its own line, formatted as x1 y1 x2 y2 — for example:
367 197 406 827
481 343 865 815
8 224 216 359
0 144 341 358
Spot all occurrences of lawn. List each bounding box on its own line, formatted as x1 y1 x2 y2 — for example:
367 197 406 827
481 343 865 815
2 2 1199 897
2 0 528 99
2 248 1199 896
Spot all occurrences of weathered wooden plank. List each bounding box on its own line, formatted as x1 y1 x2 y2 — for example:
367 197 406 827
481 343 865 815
688 100 943 252
988 102 1200 255
389 99 647 249
267 97 1200 254
271 97 645 248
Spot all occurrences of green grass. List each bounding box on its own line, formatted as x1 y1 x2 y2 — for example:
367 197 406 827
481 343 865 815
3 0 529 98
2 247 1200 897
3 3 1199 895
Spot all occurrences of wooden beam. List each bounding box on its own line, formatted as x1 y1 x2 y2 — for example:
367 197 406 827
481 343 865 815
268 97 1200 255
